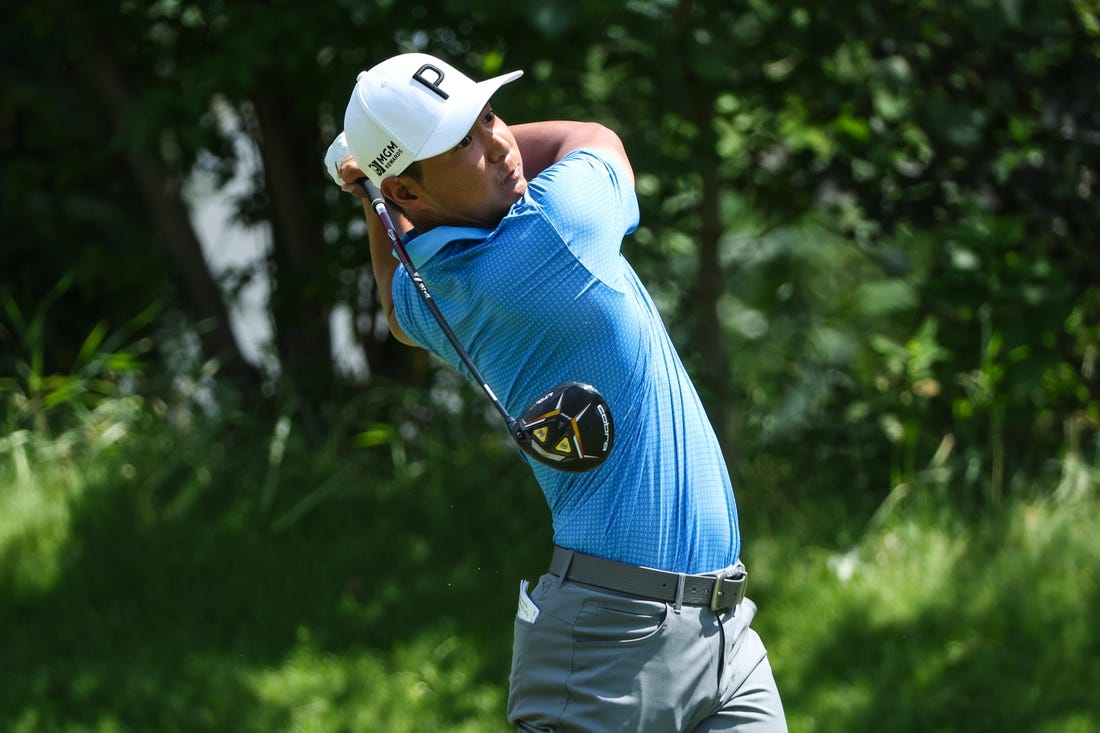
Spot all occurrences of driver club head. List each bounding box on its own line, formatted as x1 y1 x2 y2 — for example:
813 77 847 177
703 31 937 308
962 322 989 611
513 382 614 472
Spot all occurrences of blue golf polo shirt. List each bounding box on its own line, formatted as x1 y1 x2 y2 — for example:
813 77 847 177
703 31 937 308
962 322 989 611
392 148 738 574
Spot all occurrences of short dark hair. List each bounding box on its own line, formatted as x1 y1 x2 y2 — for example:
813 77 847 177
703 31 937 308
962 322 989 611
403 160 423 181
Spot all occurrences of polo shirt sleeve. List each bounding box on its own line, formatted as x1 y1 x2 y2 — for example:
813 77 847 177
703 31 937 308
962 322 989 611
526 148 640 279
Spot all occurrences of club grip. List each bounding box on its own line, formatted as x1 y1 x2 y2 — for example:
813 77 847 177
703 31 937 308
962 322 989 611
360 177 385 208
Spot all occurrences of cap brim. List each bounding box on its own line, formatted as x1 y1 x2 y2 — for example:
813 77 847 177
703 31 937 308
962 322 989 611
416 70 524 161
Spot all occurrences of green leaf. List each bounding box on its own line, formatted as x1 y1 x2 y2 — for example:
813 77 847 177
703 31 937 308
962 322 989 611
75 321 110 371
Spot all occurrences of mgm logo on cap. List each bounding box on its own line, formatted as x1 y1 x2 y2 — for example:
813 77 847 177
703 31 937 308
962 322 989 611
343 52 523 187
368 140 404 179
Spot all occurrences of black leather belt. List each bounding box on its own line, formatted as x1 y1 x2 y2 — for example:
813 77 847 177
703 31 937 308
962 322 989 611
548 546 747 611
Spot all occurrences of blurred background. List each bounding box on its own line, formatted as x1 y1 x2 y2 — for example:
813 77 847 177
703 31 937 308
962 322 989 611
2 1 1097 731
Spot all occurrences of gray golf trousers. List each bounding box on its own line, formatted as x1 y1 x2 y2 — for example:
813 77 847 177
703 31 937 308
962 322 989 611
507 572 787 732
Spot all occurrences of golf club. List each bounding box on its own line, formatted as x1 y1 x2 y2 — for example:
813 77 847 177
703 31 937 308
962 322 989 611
328 138 613 471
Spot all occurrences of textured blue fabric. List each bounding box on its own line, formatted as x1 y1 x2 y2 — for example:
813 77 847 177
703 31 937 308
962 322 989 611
392 149 738 573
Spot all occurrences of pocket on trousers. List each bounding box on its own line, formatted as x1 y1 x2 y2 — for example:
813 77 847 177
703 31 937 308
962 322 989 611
573 596 668 646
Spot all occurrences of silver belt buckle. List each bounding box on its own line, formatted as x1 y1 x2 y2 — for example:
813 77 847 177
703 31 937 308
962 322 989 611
708 567 748 611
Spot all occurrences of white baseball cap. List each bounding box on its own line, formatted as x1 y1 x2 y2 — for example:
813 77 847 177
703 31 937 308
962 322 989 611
344 53 523 186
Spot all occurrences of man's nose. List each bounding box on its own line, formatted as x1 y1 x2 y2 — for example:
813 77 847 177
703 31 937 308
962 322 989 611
486 128 510 161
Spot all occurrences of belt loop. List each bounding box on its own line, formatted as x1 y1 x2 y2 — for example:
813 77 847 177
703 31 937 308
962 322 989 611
673 572 686 613
555 550 575 588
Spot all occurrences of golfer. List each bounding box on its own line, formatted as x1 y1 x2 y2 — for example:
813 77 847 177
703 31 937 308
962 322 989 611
328 52 787 732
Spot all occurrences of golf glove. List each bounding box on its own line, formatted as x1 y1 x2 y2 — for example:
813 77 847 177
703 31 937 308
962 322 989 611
324 132 355 186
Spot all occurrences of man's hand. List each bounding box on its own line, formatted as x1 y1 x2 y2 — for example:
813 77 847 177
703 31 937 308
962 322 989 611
324 132 370 200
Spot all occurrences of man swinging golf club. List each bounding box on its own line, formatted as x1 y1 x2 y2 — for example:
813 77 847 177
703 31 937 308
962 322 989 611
325 52 787 732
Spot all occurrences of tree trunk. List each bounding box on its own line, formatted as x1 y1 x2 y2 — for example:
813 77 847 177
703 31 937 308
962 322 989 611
695 165 732 447
677 0 733 452
76 34 256 390
250 88 334 402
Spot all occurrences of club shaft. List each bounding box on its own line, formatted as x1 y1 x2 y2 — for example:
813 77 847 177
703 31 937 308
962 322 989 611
360 179 518 433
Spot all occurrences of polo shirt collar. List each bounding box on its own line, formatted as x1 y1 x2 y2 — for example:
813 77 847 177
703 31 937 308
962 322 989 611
401 225 494 269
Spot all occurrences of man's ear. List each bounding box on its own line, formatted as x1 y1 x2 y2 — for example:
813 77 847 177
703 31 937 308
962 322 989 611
381 176 419 211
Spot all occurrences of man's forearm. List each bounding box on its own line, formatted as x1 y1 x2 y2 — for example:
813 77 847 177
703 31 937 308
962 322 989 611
362 199 417 346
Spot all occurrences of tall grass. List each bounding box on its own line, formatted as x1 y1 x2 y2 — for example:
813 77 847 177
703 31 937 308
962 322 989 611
2 390 1097 732
0 377 540 732
749 491 1099 732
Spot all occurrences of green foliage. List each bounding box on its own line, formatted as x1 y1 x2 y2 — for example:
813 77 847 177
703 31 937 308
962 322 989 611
2 5 175 367
721 203 1099 506
6 0 1097 459
0 278 158 436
